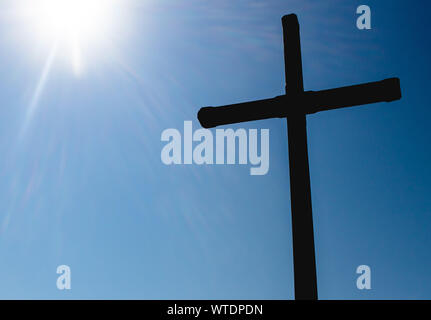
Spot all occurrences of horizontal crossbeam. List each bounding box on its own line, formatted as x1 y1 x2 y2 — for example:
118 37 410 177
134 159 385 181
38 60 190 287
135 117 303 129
198 78 401 128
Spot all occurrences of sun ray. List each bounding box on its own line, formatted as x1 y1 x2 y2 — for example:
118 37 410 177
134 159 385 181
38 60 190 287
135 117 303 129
20 44 58 138
70 33 82 76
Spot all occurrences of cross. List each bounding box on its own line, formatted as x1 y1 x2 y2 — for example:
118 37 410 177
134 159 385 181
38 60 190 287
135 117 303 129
197 14 401 300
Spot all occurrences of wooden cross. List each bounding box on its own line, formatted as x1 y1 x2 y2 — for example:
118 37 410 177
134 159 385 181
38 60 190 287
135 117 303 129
197 14 401 300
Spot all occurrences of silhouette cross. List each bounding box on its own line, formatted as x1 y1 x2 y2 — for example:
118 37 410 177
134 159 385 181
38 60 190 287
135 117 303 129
197 14 401 300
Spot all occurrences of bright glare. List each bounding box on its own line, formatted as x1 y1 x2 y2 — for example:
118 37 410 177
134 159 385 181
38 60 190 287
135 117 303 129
22 0 117 75
37 0 111 41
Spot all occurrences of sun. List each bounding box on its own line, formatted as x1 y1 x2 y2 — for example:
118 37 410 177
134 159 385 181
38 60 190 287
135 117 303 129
36 0 111 42
22 0 117 75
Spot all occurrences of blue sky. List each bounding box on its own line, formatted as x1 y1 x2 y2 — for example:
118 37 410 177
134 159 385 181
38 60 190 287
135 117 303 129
0 0 430 299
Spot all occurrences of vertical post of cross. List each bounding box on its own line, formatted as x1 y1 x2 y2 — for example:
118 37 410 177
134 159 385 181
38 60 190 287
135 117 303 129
282 14 318 300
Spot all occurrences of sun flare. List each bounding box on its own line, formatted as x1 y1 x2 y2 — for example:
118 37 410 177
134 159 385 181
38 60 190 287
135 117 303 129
21 0 117 75
36 0 111 41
